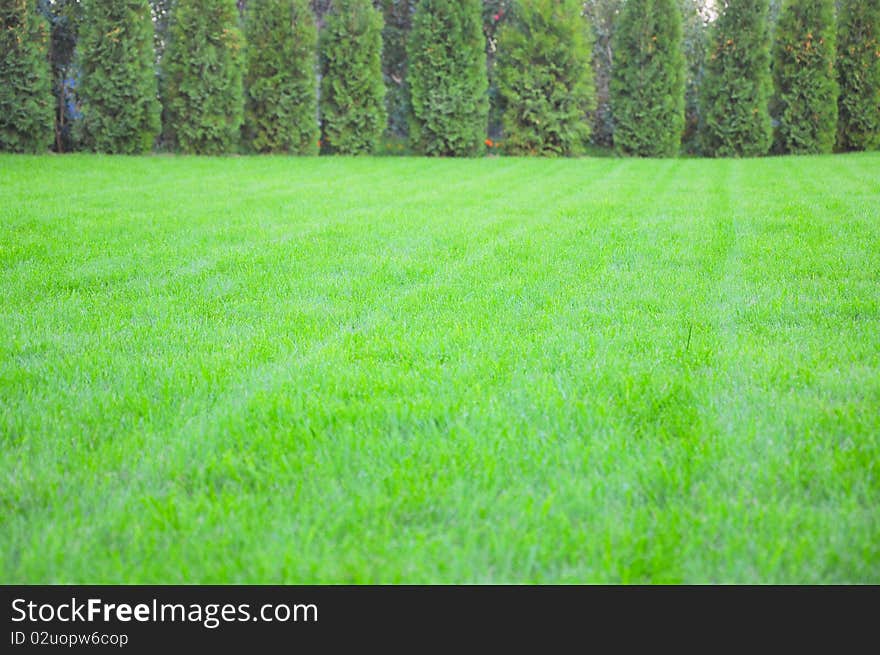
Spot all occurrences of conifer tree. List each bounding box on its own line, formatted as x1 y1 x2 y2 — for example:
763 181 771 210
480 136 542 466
0 0 54 153
162 0 244 154
836 0 880 151
700 0 773 157
407 0 489 156
77 0 160 154
495 0 595 156
772 0 838 154
610 0 686 157
244 0 318 154
319 0 386 154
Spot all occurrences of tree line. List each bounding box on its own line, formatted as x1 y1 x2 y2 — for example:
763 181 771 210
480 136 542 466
1 0 878 156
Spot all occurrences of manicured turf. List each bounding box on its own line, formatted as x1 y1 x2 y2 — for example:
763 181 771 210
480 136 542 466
1 153 878 583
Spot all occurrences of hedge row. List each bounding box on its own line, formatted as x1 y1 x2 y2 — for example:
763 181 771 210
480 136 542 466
2 0 879 156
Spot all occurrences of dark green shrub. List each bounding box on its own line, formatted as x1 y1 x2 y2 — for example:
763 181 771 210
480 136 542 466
610 0 686 157
77 0 160 154
319 0 386 154
244 0 318 154
772 0 838 154
700 0 773 157
495 0 595 156
162 0 244 154
407 0 488 156
836 0 880 151
0 0 54 153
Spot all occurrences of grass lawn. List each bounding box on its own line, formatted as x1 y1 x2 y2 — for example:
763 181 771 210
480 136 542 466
1 153 878 584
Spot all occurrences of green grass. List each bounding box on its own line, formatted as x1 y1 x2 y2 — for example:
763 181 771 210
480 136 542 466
1 153 878 584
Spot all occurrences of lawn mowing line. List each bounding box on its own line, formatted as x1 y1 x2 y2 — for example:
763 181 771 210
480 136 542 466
558 159 735 579
707 158 804 495
708 158 752 432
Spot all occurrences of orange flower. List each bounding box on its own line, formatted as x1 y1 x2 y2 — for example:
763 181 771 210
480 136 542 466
485 138 494 148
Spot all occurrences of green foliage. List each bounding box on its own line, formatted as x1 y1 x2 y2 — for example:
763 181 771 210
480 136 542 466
836 0 880 151
319 0 386 154
700 0 773 157
407 0 489 156
610 0 686 157
495 0 595 156
162 0 244 154
77 0 160 154
0 0 54 153
772 0 838 154
244 0 318 154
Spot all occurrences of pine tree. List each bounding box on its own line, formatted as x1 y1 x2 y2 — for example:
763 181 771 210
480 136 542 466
162 0 244 154
836 0 880 151
495 0 595 156
77 0 160 154
407 0 488 156
0 0 54 153
700 0 773 157
772 0 837 154
610 0 686 156
319 0 386 154
244 0 318 154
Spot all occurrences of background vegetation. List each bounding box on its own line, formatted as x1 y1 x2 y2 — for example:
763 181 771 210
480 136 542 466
495 0 596 156
244 0 319 154
610 0 685 156
3 0 878 157
319 0 387 154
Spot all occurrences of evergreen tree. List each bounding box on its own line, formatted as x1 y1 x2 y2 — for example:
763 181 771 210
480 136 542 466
700 0 773 157
407 0 489 156
162 0 244 154
495 0 595 156
0 0 54 153
244 0 318 154
319 0 386 154
77 0 160 154
610 0 686 156
836 0 880 151
772 0 837 154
